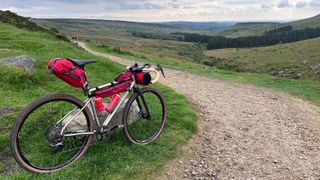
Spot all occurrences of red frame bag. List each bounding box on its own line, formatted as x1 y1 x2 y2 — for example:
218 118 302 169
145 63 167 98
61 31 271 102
94 81 132 98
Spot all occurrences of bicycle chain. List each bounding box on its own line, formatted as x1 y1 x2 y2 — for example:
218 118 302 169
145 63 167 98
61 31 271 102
51 135 111 155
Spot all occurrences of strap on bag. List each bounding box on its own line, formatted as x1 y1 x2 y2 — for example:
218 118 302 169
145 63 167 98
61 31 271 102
50 58 81 79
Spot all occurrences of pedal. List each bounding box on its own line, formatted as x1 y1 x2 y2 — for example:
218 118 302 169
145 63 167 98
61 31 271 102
110 124 124 132
96 126 110 134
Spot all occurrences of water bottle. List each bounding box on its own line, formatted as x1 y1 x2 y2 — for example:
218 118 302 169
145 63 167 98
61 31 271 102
94 96 104 112
106 94 121 113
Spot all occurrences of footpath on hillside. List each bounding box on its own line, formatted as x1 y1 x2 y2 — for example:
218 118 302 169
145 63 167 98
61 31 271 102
75 41 320 179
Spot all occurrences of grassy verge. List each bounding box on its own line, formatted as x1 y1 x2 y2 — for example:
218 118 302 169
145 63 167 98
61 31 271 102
0 23 197 179
87 42 320 106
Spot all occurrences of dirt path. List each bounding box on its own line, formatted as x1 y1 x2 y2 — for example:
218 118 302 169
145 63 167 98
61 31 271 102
75 41 320 179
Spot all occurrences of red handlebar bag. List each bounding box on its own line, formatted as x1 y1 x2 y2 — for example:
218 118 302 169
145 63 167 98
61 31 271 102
135 72 151 85
48 58 87 88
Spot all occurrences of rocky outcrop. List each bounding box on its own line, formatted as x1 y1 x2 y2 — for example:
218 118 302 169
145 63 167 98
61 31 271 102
271 68 303 79
0 55 36 72
310 64 320 74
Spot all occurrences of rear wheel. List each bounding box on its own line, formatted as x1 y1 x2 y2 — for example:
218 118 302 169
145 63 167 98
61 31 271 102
123 87 167 145
10 94 93 173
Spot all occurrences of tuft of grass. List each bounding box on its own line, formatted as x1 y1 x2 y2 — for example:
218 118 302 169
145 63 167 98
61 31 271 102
0 163 5 173
0 22 197 179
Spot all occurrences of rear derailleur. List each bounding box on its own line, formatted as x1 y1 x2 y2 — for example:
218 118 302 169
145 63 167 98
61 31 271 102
45 124 64 154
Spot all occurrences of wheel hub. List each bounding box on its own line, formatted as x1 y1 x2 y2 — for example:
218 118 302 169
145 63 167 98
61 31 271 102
46 124 63 142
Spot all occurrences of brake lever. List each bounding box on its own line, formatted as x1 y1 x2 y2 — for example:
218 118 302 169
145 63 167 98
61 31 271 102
144 64 151 68
156 64 166 78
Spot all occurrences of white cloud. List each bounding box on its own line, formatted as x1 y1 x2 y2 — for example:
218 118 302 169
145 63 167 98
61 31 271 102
277 0 293 8
296 1 308 8
309 0 320 9
0 0 319 21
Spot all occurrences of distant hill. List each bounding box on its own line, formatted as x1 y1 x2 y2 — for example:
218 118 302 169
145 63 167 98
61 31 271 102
159 21 236 30
33 18 235 39
234 22 279 27
211 14 320 38
288 14 320 29
0 10 69 41
0 10 49 32
204 37 320 81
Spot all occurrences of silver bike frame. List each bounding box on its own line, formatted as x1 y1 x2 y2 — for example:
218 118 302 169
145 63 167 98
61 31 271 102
60 80 136 137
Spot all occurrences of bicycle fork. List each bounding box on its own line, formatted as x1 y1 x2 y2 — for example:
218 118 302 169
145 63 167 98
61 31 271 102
135 88 151 120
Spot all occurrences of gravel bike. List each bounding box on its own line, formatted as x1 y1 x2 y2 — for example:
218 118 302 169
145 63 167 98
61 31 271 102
10 60 167 173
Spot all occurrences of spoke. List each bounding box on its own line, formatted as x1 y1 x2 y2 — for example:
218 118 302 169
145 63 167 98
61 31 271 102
17 99 91 169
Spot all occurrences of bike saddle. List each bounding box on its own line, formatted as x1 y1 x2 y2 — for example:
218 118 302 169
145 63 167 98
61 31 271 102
68 59 96 67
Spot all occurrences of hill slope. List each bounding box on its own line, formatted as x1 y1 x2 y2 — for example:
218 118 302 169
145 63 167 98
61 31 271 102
289 14 320 29
204 37 320 81
211 13 320 37
0 10 68 41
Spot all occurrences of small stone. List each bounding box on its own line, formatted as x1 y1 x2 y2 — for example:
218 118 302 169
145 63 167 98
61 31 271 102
191 170 196 176
179 160 183 164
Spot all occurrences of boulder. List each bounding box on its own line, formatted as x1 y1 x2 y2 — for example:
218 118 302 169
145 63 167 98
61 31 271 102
62 99 140 140
0 55 36 72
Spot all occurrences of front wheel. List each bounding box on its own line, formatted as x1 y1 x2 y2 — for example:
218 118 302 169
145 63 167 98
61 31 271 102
10 94 94 173
123 87 167 145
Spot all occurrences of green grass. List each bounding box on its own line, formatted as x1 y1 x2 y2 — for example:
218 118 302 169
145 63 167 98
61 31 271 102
87 42 320 106
0 23 197 179
203 37 320 81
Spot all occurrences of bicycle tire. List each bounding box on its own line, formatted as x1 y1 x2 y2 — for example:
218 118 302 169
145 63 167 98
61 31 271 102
10 94 94 173
123 87 167 145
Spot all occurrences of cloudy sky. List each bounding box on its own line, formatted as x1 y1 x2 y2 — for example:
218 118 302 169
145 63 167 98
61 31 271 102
1 0 320 22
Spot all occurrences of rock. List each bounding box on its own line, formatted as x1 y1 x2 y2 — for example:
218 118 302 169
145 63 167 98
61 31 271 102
271 68 303 79
0 55 36 72
62 99 140 141
309 64 320 74
191 170 196 176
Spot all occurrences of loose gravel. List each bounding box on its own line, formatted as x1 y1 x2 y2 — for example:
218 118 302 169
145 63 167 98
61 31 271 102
77 41 320 180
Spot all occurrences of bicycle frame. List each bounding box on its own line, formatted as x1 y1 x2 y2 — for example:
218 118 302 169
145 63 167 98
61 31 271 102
60 78 137 137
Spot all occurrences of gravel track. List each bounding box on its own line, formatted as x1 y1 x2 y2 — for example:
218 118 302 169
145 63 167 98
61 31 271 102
76 41 320 180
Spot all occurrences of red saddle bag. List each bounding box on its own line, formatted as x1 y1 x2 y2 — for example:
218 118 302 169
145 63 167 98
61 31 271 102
48 58 87 88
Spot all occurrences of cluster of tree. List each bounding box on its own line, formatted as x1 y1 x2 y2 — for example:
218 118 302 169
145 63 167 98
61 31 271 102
264 25 293 35
171 33 212 43
207 26 320 49
234 22 279 26
131 32 182 41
